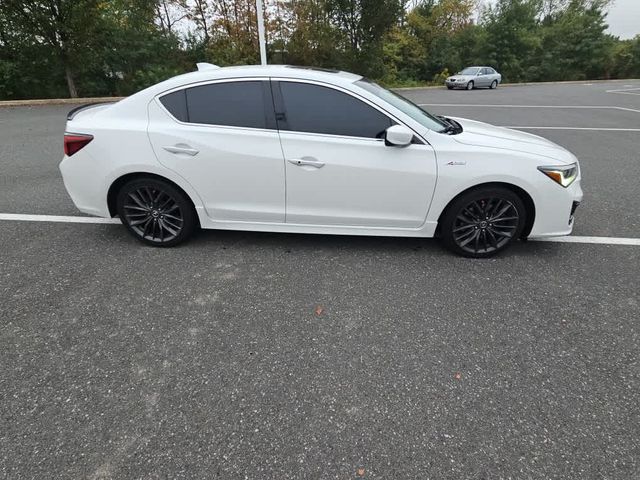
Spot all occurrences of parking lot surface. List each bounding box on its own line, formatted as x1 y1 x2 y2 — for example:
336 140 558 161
1 81 639 479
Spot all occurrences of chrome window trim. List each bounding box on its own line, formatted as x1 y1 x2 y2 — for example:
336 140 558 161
271 77 427 144
154 77 277 133
153 76 429 145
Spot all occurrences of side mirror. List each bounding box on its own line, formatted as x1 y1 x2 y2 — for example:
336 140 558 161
476 72 483 76
385 125 413 147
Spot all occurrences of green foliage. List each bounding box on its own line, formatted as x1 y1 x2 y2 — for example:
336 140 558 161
0 0 638 99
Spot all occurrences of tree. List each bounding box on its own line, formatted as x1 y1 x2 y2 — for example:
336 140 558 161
325 0 403 76
1 0 104 97
482 0 542 82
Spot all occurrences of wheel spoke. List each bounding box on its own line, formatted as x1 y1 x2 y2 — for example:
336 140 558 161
128 192 147 209
491 203 513 220
489 199 503 217
462 207 480 221
141 218 152 237
162 217 182 230
453 224 475 234
487 228 499 248
162 213 182 222
489 227 513 239
160 219 179 236
124 205 149 213
144 187 154 205
158 196 173 210
458 229 479 247
130 216 150 226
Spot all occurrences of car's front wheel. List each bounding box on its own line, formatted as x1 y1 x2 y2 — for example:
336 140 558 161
439 186 526 258
466 81 474 90
116 177 197 247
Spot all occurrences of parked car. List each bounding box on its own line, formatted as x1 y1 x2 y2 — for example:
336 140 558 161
60 64 581 257
446 66 502 90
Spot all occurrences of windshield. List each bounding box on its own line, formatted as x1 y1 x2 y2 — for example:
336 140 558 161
356 79 448 133
460 67 480 75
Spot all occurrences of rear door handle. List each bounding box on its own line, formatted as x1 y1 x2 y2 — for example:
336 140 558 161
163 145 199 156
288 158 325 168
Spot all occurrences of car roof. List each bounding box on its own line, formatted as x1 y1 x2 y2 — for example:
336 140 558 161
148 64 363 95
99 64 365 119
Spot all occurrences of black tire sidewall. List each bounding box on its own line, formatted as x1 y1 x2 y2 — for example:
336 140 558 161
467 81 474 90
491 80 498 89
116 178 196 247
440 187 527 258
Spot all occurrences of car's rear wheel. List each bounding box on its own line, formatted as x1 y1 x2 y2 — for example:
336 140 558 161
440 186 526 258
490 80 498 89
466 81 474 90
116 177 197 247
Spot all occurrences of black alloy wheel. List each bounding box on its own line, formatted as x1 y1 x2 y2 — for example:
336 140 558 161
116 178 196 247
440 187 526 258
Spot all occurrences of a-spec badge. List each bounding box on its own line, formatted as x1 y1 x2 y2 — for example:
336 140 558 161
446 161 466 166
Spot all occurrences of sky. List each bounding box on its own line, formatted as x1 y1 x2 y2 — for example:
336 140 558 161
606 0 640 39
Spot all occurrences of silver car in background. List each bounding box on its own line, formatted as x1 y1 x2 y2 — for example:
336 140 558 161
446 67 502 90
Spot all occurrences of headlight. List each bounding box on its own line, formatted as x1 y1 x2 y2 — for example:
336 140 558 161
537 163 578 188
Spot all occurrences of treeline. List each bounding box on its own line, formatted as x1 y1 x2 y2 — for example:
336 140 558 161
1 0 639 100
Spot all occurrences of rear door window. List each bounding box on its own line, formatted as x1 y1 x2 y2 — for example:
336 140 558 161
159 81 273 129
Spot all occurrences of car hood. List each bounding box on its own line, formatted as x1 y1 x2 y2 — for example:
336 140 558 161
447 75 474 82
447 117 576 164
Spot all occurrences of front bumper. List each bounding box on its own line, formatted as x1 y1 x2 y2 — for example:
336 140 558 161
445 80 467 88
528 178 583 238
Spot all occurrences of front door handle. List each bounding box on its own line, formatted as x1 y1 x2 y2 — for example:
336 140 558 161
288 158 325 168
163 145 199 156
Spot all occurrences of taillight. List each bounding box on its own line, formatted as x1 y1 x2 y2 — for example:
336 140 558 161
64 133 93 156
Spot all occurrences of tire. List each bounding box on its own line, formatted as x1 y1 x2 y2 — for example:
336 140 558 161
466 81 474 90
439 186 527 258
447 86 454 90
490 80 498 89
116 177 197 247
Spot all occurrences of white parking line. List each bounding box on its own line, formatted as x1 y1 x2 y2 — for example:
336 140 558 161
1 213 639 246
504 126 640 132
0 213 120 224
418 104 640 114
606 87 640 96
531 236 640 246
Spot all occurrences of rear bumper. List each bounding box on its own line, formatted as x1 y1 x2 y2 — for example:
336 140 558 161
59 152 111 217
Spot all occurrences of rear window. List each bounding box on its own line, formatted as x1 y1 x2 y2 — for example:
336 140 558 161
159 81 268 129
159 90 188 122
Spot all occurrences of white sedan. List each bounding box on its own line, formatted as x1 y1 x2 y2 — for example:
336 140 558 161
60 64 583 257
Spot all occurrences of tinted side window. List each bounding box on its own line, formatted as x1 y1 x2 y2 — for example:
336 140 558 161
160 90 188 122
278 82 392 138
186 81 267 129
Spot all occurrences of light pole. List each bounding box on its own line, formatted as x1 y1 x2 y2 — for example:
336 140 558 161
256 0 267 65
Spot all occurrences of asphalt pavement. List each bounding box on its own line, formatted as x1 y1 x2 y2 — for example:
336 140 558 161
1 81 639 479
